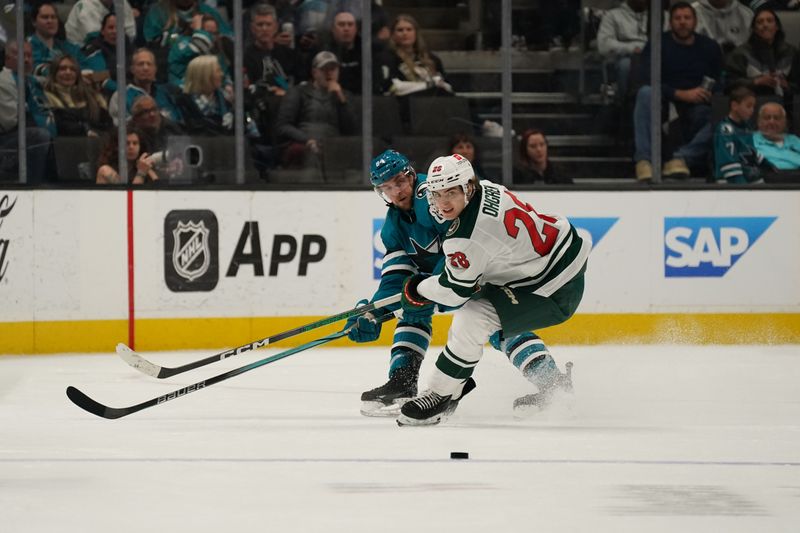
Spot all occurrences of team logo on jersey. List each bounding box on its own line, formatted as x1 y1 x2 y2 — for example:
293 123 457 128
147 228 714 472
664 217 775 277
415 182 428 199
165 210 219 291
446 218 460 236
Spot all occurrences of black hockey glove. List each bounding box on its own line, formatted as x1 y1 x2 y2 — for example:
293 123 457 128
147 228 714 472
401 275 434 325
345 299 383 343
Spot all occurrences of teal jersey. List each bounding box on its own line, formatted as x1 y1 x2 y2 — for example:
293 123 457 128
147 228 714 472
28 34 90 78
372 173 451 312
713 116 765 184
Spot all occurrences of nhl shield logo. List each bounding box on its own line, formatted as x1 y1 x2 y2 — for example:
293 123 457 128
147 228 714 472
164 210 219 292
172 221 210 281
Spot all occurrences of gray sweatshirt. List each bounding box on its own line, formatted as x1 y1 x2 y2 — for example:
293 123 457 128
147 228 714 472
693 0 753 49
597 2 649 58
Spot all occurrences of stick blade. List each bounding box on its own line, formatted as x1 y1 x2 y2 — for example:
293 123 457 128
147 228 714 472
66 386 128 419
116 343 163 378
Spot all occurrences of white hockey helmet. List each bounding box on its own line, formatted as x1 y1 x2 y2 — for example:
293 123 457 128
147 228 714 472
426 154 476 219
426 154 474 192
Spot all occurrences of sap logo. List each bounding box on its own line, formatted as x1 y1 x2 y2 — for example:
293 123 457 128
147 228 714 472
664 217 776 277
373 218 385 279
569 217 618 249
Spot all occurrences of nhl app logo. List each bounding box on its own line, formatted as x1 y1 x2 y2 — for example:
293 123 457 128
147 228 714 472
164 210 219 292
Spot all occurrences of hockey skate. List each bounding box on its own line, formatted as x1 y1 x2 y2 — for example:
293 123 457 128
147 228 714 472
513 362 574 416
360 363 419 417
396 377 477 426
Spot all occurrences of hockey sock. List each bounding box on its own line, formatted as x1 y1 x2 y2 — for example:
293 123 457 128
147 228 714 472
388 321 431 376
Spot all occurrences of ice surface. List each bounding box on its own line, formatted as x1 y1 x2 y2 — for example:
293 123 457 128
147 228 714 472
1 344 799 532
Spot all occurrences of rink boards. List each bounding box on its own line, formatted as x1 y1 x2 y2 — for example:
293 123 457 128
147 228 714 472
0 189 798 353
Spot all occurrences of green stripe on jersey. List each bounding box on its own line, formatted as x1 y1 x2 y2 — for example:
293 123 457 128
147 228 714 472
434 346 478 379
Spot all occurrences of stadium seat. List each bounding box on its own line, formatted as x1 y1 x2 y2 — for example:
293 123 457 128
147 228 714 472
54 136 99 182
182 135 259 184
389 136 449 172
408 96 473 136
321 137 387 183
349 96 404 140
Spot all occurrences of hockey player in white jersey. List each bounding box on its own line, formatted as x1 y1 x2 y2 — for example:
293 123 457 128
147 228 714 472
397 154 590 426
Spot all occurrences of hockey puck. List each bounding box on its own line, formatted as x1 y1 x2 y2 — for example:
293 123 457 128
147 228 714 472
450 451 469 460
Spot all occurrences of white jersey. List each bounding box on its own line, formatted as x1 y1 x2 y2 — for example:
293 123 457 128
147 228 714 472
418 180 590 308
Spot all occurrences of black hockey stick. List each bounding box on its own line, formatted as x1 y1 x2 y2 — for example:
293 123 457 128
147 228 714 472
117 293 401 379
67 316 394 420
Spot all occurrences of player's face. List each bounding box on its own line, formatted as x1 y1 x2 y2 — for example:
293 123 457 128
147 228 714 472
376 172 414 210
430 186 467 220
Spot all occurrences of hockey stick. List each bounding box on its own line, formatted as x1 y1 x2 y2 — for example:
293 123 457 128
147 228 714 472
117 293 401 379
67 315 394 420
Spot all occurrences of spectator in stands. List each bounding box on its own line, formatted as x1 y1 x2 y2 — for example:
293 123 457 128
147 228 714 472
513 128 573 185
82 13 128 97
177 55 243 136
245 4 302 92
28 3 90 77
0 41 55 183
276 50 356 167
377 14 452 97
597 0 649 101
43 55 111 137
693 0 754 55
143 0 231 49
65 0 137 46
129 95 184 154
634 2 723 181
322 1 391 44
168 14 233 89
725 8 799 101
96 127 160 184
448 133 487 180
317 11 363 94
109 48 183 125
753 101 800 169
713 83 768 182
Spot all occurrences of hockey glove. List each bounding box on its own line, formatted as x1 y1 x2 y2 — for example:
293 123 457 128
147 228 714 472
401 275 435 325
345 299 383 343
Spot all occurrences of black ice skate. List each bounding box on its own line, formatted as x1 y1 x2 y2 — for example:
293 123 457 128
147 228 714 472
397 377 477 426
513 362 573 415
360 360 420 417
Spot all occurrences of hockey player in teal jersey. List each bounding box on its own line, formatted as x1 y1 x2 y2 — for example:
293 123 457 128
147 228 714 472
713 84 770 184
397 154 587 426
345 150 449 416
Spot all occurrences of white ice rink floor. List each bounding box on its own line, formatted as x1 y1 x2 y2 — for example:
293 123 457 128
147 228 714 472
2 343 799 532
